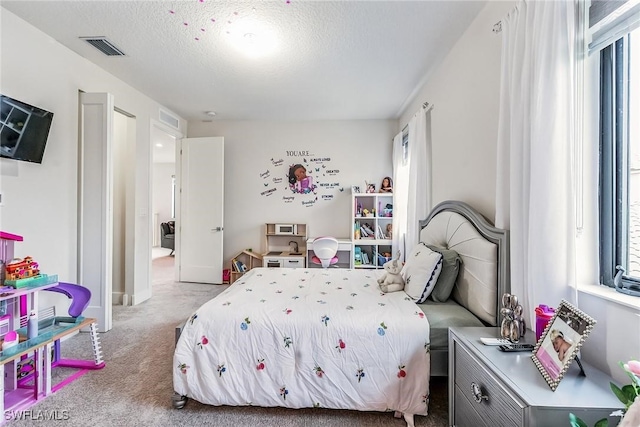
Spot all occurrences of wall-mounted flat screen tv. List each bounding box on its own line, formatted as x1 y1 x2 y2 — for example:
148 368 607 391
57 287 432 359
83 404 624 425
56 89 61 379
0 94 54 164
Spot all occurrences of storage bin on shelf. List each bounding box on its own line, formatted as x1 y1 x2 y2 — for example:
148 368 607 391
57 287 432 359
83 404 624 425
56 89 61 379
4 274 58 289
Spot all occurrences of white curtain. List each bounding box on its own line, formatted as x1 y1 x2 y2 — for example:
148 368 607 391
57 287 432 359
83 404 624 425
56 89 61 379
495 0 578 328
393 105 432 259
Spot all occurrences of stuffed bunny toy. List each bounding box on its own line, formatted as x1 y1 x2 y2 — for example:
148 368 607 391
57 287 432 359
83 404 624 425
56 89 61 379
377 251 405 293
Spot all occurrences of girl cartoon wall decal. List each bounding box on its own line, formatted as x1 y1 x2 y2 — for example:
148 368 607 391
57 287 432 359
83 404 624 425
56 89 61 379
288 164 316 194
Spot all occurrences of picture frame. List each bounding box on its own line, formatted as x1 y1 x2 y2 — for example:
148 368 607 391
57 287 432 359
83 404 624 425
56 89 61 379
531 299 596 391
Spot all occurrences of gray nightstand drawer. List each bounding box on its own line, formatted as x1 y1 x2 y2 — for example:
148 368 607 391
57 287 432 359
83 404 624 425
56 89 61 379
453 386 490 427
449 327 624 427
454 341 524 426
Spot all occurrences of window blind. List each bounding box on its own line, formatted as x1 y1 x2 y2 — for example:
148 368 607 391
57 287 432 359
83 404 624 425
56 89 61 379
589 0 640 53
589 0 628 27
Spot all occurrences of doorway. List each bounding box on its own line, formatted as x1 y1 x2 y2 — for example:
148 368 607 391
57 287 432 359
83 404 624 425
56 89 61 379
78 93 136 332
113 109 135 307
151 122 180 283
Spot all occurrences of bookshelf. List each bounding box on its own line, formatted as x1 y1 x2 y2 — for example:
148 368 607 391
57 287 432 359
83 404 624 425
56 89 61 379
351 193 393 269
230 250 262 284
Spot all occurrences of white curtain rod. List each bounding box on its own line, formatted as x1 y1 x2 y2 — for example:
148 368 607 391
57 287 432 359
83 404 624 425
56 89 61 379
401 102 432 133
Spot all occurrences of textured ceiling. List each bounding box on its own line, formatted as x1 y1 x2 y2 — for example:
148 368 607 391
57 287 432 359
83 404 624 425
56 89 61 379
2 0 487 122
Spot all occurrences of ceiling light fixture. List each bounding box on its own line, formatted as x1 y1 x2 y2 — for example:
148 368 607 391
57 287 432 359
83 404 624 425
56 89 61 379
155 143 163 147
227 19 277 58
205 111 216 117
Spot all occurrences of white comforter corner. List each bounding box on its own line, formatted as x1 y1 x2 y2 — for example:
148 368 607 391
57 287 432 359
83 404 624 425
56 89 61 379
173 268 431 415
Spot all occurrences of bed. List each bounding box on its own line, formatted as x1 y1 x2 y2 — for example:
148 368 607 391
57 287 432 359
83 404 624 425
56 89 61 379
172 200 509 426
414 200 510 376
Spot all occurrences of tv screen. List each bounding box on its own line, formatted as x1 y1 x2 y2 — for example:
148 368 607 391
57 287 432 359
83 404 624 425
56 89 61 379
0 94 54 164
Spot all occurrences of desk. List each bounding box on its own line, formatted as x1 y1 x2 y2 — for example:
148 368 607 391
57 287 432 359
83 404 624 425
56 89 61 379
306 238 353 268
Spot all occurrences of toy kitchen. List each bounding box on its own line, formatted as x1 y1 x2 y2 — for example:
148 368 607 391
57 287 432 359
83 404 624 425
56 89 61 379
262 223 307 268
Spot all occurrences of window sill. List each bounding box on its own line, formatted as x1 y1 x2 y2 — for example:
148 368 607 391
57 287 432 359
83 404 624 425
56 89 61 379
578 283 640 311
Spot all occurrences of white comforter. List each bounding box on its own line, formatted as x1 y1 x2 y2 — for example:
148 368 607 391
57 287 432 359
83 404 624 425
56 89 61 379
173 268 431 416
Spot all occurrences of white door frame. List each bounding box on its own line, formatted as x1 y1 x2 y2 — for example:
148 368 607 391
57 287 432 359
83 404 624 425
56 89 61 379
148 120 183 286
78 92 113 332
122 119 183 306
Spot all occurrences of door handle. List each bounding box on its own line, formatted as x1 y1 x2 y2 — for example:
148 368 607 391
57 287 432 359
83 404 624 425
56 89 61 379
212 227 223 232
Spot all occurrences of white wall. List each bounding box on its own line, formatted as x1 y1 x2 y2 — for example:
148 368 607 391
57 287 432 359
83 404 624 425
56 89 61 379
0 9 187 312
398 0 639 384
399 1 514 221
187 120 395 264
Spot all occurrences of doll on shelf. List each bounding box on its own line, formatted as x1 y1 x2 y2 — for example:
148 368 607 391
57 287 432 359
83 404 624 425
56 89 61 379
380 177 393 193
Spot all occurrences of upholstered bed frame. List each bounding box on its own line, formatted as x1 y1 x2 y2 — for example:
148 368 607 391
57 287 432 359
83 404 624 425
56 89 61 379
415 200 510 376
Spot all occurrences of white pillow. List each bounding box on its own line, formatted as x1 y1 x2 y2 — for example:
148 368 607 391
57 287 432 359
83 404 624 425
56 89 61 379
402 243 443 303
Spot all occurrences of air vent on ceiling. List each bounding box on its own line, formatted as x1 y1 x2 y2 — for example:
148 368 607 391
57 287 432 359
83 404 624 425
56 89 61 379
159 109 180 130
79 37 126 56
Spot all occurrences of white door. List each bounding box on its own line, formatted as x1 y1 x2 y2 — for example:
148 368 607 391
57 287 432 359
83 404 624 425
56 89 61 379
177 137 224 283
78 92 113 332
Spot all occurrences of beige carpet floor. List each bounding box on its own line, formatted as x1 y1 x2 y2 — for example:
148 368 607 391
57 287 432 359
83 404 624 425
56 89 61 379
8 256 448 426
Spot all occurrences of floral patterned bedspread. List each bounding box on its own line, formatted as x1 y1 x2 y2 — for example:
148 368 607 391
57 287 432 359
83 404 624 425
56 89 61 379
173 267 431 415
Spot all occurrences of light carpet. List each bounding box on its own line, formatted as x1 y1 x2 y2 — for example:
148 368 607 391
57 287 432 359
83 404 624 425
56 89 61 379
9 256 448 426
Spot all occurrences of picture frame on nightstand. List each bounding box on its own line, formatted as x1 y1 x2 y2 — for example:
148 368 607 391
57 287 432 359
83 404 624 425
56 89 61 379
531 299 596 391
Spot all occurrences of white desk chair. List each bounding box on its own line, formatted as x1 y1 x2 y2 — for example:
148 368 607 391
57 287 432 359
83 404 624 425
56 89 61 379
311 237 339 268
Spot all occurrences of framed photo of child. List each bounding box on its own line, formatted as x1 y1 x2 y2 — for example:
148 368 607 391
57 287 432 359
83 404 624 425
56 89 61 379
531 299 596 391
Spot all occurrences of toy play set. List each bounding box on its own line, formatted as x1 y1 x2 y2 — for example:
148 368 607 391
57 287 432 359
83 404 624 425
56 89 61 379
0 231 105 421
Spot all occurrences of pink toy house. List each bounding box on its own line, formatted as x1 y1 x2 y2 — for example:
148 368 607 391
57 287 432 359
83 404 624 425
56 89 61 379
0 231 23 285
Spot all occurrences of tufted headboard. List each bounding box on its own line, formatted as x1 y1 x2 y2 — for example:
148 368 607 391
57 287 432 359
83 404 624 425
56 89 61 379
419 200 510 326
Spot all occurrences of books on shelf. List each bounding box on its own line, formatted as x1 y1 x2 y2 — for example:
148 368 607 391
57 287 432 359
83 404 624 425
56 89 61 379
232 259 247 272
361 223 375 236
361 252 370 265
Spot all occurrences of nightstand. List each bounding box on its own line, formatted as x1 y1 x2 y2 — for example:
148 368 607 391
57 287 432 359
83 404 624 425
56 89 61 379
448 326 623 427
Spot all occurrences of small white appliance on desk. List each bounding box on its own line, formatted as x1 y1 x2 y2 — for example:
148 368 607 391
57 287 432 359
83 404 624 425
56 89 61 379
274 224 296 235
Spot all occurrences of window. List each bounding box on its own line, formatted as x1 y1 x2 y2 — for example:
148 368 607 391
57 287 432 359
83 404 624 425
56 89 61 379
598 27 640 296
402 131 408 164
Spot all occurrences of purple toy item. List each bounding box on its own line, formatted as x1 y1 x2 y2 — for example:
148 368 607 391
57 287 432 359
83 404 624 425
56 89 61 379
45 282 91 317
535 304 556 341
41 282 105 379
